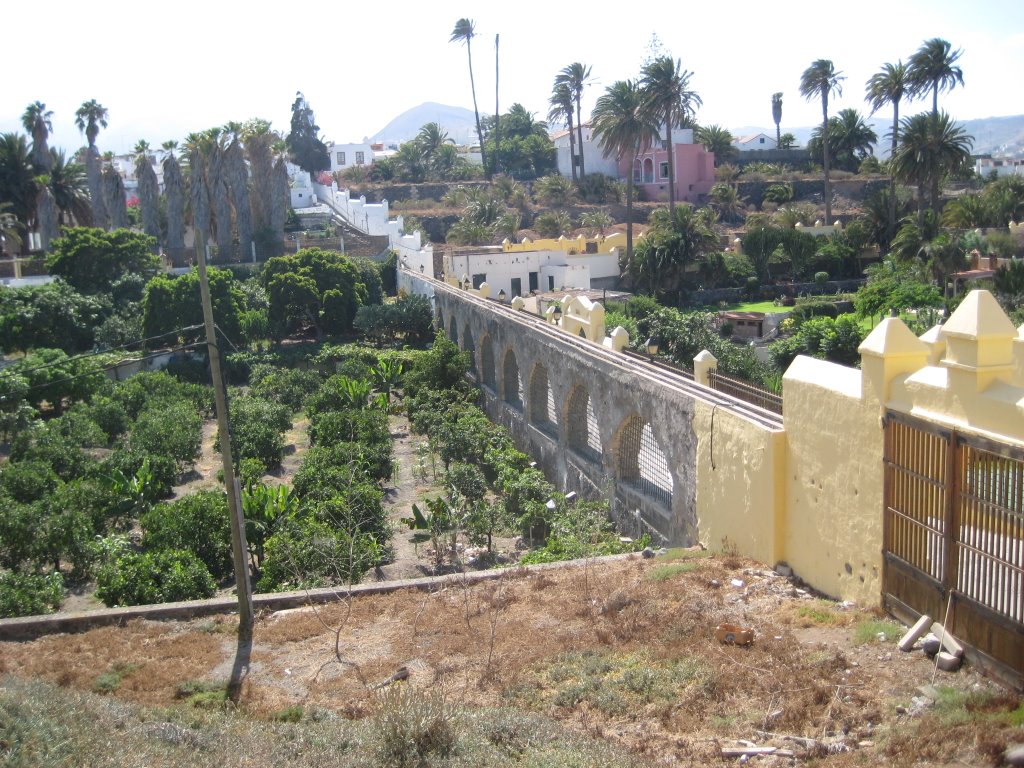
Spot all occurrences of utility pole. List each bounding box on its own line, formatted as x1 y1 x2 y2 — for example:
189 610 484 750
195 244 254 639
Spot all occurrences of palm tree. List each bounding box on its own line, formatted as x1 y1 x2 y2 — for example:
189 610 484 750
47 149 91 227
548 82 578 184
21 102 53 172
134 141 161 248
908 38 964 117
639 55 702 209
799 59 844 225
103 166 128 229
224 134 253 261
890 111 973 223
632 204 718 295
241 120 277 250
866 61 910 243
75 100 109 228
450 19 489 181
162 146 186 262
694 125 736 165
591 79 660 264
771 93 783 147
555 62 593 179
0 133 35 243
809 109 877 172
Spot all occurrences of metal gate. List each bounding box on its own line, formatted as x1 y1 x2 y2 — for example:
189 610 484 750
883 412 1024 685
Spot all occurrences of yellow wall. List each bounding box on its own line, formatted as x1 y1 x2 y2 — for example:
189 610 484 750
503 233 624 254
694 400 786 565
782 357 885 603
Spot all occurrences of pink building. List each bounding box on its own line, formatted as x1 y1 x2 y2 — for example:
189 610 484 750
617 135 716 204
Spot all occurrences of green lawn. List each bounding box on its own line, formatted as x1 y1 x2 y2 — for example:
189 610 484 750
715 300 790 314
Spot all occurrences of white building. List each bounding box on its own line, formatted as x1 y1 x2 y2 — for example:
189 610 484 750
733 133 778 152
975 153 1024 178
327 142 374 174
552 122 621 180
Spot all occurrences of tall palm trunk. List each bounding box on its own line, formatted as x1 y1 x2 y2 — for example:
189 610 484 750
665 107 676 208
163 154 186 262
104 168 128 229
209 145 233 260
190 153 210 263
244 133 274 239
566 110 578 184
86 147 108 229
465 41 489 182
137 157 161 250
493 33 500 178
821 96 832 225
888 101 900 243
226 140 253 262
575 99 586 179
271 157 289 255
36 187 58 251
625 153 636 262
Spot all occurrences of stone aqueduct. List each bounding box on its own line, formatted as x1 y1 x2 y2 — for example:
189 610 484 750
405 272 783 546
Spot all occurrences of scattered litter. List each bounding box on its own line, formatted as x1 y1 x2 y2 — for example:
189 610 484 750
731 578 745 588
715 623 755 646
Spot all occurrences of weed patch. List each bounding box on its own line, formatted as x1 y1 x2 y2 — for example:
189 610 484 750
853 618 902 645
646 562 702 581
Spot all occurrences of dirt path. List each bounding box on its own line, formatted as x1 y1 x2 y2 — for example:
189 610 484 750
373 415 443 581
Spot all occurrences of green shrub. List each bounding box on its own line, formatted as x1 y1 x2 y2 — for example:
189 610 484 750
814 271 830 285
130 401 202 469
96 549 216 606
0 460 60 504
141 491 234 581
226 395 291 471
257 517 382 592
0 571 64 618
249 366 324 411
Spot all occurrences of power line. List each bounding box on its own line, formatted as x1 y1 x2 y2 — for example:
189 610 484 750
15 342 207 396
0 325 205 380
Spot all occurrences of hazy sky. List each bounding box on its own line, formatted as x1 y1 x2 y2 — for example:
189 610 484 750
3 0 1022 155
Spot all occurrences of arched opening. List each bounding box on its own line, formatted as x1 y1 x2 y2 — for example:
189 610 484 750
502 348 523 410
616 414 672 508
529 363 557 436
642 158 654 184
448 316 458 345
462 324 475 373
480 335 496 391
566 384 602 462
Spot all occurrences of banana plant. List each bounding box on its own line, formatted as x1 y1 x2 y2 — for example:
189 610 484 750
242 482 299 571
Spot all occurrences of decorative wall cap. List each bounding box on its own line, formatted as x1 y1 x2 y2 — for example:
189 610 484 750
942 290 1016 340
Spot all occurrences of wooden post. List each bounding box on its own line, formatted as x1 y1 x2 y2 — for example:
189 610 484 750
196 244 254 639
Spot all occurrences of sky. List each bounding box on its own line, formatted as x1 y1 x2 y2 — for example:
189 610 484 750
3 0 1023 156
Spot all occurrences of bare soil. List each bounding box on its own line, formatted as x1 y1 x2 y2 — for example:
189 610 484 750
3 554 1020 766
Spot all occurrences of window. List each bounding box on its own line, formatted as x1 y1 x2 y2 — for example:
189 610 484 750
472 273 486 289
528 272 538 293
510 277 522 298
759 137 765 144
337 151 346 164
355 151 365 165
548 275 555 291
660 161 669 179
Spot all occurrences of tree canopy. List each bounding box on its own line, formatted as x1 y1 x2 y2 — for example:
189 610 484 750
286 92 330 175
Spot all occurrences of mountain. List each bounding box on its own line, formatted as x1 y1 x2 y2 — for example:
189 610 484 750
370 102 479 146
729 114 1024 157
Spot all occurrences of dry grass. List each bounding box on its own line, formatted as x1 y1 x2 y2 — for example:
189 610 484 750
2 554 1019 766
